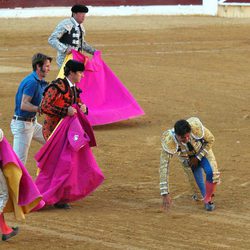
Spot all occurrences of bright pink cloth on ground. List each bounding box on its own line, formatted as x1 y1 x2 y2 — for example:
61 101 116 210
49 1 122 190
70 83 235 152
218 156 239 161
0 138 44 210
35 106 104 205
72 50 145 126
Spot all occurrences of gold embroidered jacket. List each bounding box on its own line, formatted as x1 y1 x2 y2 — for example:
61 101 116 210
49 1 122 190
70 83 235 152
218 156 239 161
159 117 218 196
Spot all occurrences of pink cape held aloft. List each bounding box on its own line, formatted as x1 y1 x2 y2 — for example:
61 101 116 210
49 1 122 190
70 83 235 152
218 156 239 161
65 50 145 126
35 106 104 205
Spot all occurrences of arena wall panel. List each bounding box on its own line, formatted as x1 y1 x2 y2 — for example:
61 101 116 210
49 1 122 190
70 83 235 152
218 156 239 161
0 0 218 17
224 0 250 2
0 0 202 8
218 1 250 17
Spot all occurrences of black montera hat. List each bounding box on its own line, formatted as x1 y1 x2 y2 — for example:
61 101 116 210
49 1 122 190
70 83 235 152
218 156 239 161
71 4 89 13
65 60 85 72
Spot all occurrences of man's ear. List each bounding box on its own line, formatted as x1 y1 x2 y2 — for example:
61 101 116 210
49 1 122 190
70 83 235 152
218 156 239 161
35 64 40 72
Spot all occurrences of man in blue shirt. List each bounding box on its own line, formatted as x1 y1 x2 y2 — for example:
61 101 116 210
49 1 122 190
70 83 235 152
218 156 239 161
11 53 52 164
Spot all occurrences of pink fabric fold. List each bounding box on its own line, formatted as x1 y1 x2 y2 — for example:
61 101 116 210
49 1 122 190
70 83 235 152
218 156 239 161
68 116 90 152
72 50 145 126
35 106 104 205
0 138 44 209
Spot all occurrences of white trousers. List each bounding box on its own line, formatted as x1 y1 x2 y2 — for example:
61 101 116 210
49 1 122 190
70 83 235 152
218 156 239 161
10 119 45 165
0 168 8 213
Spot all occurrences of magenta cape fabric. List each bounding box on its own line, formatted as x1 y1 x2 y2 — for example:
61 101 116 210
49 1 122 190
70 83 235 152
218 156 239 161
72 50 145 126
0 138 44 210
35 107 104 205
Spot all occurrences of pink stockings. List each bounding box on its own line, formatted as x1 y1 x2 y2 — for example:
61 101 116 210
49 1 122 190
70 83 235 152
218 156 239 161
204 181 216 204
0 213 12 235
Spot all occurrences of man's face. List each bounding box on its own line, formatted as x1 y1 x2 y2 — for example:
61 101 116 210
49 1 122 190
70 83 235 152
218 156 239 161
74 12 86 24
37 59 51 79
176 132 190 143
72 71 83 84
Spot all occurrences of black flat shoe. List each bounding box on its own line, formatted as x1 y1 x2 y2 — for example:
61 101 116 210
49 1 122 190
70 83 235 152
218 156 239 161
204 202 215 211
54 203 71 209
2 227 19 241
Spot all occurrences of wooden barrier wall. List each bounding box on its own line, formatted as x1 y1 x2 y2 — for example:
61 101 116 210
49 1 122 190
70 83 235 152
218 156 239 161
224 0 250 2
0 0 203 8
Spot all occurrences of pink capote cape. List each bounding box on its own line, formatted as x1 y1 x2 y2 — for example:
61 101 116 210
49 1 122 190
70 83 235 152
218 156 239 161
0 137 44 219
58 50 145 126
35 106 104 205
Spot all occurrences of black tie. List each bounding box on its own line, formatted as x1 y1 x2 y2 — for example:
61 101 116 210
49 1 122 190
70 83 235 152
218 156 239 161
186 142 195 152
71 86 77 104
78 25 83 51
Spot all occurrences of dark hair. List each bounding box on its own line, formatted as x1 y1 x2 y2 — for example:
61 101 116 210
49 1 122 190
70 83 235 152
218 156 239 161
174 119 191 136
71 5 88 13
64 60 85 76
32 53 52 71
64 66 72 77
71 5 88 17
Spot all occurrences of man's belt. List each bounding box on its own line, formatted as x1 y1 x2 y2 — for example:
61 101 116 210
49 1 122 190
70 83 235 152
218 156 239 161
13 115 36 122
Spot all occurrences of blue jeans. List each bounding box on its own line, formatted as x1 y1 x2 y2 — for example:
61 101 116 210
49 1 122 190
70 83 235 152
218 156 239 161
192 157 214 198
10 119 45 164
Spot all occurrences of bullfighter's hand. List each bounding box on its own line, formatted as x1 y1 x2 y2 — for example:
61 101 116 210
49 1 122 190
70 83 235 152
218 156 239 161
189 156 199 168
162 194 172 211
79 103 87 114
67 106 77 116
66 48 72 55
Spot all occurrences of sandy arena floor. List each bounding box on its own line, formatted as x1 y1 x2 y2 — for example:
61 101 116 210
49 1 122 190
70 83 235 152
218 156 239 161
0 15 250 249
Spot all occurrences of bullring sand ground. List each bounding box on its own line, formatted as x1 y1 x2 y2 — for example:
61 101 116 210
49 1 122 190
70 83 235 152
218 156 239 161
0 15 250 249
